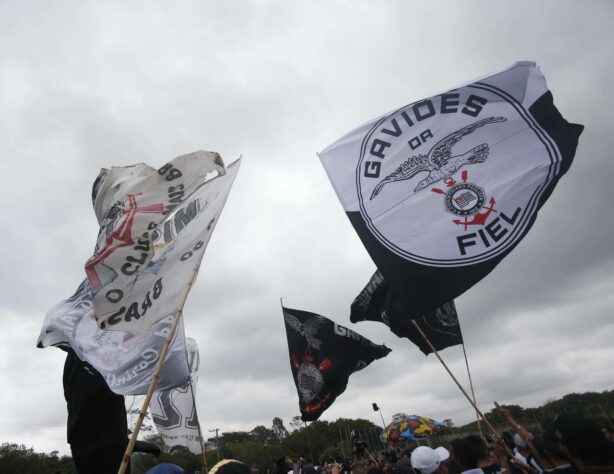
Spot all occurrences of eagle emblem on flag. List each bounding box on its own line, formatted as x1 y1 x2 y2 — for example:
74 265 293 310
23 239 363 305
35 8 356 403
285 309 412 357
370 116 507 199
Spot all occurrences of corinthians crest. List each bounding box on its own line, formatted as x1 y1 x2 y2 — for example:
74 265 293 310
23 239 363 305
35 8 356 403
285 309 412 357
370 116 507 199
284 313 333 414
431 170 498 231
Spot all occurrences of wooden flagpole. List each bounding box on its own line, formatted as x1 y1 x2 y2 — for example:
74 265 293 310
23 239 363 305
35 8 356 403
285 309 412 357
460 338 483 438
188 378 209 474
411 320 500 438
118 270 198 474
411 320 526 465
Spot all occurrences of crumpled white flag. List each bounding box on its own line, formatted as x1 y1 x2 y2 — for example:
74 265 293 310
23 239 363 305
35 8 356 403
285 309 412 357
86 151 240 333
37 280 190 395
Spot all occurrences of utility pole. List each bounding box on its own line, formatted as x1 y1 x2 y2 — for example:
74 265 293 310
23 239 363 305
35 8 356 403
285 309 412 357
209 428 220 463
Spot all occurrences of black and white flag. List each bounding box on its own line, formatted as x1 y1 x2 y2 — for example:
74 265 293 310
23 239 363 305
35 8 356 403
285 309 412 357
319 62 583 318
351 270 462 355
283 306 391 421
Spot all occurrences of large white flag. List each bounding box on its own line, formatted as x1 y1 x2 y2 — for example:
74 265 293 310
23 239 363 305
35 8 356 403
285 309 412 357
150 337 203 454
86 151 240 333
319 62 583 319
37 280 190 395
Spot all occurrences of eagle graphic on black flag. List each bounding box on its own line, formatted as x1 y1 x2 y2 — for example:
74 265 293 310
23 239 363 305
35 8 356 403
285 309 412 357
351 270 463 355
283 307 391 421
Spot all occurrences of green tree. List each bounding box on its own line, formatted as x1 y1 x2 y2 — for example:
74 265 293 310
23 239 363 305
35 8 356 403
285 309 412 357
272 417 290 441
219 431 252 445
250 425 277 445
289 415 303 432
0 443 76 474
442 419 454 428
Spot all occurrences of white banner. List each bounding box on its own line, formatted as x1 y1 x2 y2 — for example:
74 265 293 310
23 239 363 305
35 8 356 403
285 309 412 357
317 62 582 317
86 152 241 333
150 337 203 454
37 280 190 395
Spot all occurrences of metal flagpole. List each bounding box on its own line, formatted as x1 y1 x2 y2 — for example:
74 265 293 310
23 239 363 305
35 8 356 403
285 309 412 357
118 270 198 474
460 336 483 438
372 403 387 447
188 378 209 474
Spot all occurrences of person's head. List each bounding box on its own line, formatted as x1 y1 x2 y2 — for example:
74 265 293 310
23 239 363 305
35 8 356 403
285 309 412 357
450 438 480 472
434 447 449 461
484 439 499 464
410 446 447 474
146 463 185 473
276 457 290 474
210 460 250 474
464 435 489 464
433 447 450 472
553 413 613 468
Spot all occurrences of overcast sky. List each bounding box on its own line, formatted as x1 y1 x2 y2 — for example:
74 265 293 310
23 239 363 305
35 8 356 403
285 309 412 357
1 0 613 457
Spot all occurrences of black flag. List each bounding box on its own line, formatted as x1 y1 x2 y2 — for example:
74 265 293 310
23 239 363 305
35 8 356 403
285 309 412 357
319 62 583 319
283 306 391 421
351 270 463 355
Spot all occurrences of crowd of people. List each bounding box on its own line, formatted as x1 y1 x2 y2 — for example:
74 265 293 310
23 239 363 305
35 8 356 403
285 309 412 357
270 404 614 474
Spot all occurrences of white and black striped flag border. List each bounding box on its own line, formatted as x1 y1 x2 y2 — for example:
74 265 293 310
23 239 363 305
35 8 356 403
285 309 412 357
319 61 583 319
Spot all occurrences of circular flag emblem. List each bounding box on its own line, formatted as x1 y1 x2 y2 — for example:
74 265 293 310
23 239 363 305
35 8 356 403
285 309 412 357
298 362 324 402
444 182 485 217
356 84 560 267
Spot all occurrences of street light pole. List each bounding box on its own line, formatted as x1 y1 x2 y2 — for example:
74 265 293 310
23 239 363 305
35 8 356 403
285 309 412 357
372 403 387 447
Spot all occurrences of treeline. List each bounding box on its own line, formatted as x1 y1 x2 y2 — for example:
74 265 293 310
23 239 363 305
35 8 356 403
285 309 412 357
453 389 614 434
0 443 76 473
3 390 613 473
140 390 614 472
135 416 384 473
